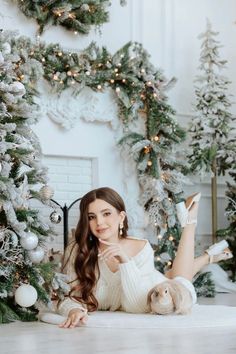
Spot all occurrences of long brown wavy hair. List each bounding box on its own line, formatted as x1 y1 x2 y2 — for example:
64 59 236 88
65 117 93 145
64 187 129 312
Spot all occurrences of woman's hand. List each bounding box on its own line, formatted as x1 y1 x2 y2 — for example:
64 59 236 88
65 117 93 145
59 308 88 329
98 239 130 263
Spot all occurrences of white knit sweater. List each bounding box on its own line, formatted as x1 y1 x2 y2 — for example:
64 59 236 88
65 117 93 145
58 239 166 316
57 239 196 316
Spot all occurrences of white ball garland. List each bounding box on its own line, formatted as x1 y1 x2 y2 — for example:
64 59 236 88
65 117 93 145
15 284 38 307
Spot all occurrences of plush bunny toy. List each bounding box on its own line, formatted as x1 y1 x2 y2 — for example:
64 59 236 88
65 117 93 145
147 280 193 315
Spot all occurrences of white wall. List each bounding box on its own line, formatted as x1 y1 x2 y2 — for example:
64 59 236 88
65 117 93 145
1 0 235 249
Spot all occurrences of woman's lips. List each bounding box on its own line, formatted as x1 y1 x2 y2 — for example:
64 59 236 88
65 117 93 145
96 228 108 233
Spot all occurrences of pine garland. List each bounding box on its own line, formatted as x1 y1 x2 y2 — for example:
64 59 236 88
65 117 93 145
12 0 127 35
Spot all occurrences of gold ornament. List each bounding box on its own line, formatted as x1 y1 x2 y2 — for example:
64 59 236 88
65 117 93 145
144 146 151 154
39 185 54 200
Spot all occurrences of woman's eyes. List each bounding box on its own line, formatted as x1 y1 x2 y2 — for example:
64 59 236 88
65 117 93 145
103 212 111 217
88 212 111 220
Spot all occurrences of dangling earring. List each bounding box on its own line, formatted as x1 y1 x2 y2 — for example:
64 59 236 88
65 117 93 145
119 223 123 236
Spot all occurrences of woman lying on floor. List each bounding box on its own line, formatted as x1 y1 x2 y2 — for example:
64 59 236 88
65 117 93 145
57 187 232 328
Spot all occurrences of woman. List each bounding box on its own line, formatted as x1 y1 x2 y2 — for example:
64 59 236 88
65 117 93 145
58 187 232 328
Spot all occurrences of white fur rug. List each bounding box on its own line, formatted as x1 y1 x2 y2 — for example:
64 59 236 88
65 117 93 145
39 304 236 328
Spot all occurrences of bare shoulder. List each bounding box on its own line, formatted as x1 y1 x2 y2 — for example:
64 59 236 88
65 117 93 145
124 237 148 257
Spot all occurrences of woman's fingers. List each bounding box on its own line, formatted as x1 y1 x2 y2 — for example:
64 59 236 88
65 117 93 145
81 314 88 324
99 247 120 260
59 312 88 328
59 317 73 328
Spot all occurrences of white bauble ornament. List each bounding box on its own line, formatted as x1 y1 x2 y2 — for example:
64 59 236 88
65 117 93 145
2 42 11 55
9 82 26 96
80 3 90 11
50 211 62 224
28 246 45 263
15 284 38 307
20 232 38 250
0 162 2 173
39 185 54 200
204 93 211 102
0 229 5 241
0 52 4 65
10 232 18 247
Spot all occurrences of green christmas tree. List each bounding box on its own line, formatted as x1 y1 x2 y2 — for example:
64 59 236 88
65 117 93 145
187 20 236 242
0 30 69 323
217 171 236 281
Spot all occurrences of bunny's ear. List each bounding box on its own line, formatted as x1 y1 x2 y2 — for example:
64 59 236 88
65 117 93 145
169 281 191 315
168 281 184 314
147 287 155 307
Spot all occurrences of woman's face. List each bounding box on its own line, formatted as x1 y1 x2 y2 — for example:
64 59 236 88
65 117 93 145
88 198 125 242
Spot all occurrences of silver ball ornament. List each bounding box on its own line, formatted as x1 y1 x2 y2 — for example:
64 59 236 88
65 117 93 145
50 211 62 224
28 246 45 264
0 52 4 65
9 82 26 96
80 3 90 11
2 42 11 55
15 284 38 307
204 93 211 102
20 232 38 250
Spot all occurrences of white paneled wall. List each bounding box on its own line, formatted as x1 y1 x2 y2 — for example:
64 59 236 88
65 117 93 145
1 0 235 250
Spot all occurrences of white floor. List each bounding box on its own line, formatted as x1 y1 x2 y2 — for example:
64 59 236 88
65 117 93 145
1 294 236 354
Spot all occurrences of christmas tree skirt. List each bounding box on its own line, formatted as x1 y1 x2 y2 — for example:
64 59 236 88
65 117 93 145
39 304 236 328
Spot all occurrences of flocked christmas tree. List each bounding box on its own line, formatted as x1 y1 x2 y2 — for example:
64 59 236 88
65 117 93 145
187 20 236 242
217 171 236 281
0 31 69 323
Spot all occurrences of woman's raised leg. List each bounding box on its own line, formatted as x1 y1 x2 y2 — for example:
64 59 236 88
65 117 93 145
165 202 199 281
